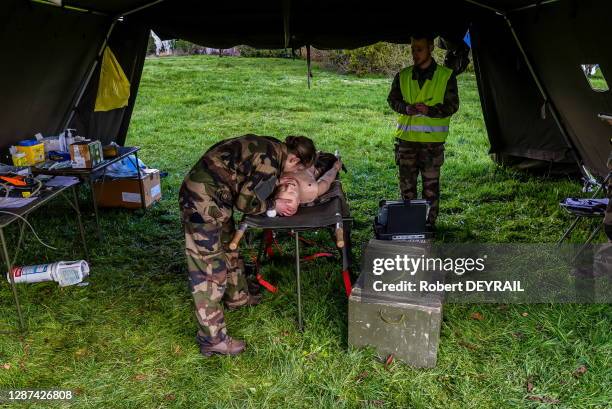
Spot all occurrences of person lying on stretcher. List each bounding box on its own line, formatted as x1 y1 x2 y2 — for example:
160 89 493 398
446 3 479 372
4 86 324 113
274 152 344 216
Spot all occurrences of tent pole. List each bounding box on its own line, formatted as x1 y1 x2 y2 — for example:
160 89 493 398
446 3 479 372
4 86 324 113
462 0 502 14
306 45 311 89
463 0 563 14
510 0 562 13
282 0 291 48
61 19 117 132
30 0 109 16
503 15 585 176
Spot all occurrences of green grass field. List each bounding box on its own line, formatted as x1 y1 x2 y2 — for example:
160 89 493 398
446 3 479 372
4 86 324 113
0 56 610 408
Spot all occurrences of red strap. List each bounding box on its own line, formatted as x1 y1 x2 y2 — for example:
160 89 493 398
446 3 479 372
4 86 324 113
301 252 334 261
289 232 335 253
263 230 274 257
342 270 352 297
256 273 278 293
272 237 283 255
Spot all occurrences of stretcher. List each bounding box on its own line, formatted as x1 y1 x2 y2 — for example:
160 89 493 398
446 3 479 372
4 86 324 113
230 181 352 330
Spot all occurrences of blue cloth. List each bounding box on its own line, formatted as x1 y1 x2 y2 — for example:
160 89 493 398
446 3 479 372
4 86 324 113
463 31 471 48
105 154 146 178
560 198 609 216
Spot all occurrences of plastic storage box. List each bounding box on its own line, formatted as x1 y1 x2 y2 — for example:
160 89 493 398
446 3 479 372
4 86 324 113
16 139 45 165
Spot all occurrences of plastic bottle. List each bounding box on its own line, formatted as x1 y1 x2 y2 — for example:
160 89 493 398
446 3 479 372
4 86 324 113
8 261 90 287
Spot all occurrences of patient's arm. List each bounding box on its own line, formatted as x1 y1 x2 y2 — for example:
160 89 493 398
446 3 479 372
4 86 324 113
316 160 341 196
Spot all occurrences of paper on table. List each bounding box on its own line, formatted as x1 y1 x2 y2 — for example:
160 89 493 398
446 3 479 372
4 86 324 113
44 176 80 188
0 197 37 209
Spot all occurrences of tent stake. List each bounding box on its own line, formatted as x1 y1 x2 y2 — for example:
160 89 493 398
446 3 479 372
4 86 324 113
306 45 312 89
503 14 585 177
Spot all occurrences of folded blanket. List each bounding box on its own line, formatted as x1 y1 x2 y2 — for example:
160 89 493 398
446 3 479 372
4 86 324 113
560 198 609 216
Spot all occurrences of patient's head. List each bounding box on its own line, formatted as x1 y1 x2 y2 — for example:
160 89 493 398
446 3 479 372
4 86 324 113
275 176 300 216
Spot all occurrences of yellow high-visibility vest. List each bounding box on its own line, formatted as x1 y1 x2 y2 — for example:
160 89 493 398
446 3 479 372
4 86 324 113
395 64 452 142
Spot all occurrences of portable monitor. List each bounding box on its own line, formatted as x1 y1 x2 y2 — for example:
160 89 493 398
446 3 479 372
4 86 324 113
374 199 431 240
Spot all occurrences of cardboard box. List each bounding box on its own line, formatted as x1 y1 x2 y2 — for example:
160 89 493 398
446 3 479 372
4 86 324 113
70 140 103 168
93 169 162 209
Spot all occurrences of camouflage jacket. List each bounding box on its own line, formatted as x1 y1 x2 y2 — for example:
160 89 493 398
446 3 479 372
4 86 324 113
607 150 612 197
185 134 286 215
387 59 459 118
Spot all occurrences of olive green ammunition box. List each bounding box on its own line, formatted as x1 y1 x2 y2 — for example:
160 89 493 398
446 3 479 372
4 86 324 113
348 239 442 368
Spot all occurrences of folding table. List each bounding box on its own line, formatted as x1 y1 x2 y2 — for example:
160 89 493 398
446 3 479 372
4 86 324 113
32 146 143 236
0 179 88 333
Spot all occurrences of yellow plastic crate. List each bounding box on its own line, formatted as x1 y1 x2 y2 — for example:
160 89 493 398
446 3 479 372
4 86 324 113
16 140 45 165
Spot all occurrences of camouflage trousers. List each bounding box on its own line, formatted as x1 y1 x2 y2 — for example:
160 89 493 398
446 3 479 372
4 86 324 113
179 179 249 344
395 140 445 225
604 176 612 242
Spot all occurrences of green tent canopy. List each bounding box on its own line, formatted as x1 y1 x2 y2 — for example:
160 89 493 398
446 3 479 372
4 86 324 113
1 0 610 177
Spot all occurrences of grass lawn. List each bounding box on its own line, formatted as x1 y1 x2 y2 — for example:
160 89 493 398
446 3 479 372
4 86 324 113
0 56 610 408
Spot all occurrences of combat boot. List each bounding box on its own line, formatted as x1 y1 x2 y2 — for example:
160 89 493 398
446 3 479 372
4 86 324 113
198 336 246 357
224 293 262 310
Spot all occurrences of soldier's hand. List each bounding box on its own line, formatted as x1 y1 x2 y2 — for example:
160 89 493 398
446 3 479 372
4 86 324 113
333 159 343 171
415 103 429 115
406 105 418 116
275 198 298 217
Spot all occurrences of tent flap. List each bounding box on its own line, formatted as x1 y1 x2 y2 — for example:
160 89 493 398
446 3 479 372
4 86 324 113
471 12 575 165
69 20 149 145
0 0 107 152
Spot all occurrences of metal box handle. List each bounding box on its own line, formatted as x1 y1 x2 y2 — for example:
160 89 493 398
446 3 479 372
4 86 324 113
379 309 405 325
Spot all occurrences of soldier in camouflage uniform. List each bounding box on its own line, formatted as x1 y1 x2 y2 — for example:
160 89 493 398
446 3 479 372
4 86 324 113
179 134 316 356
387 33 460 228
